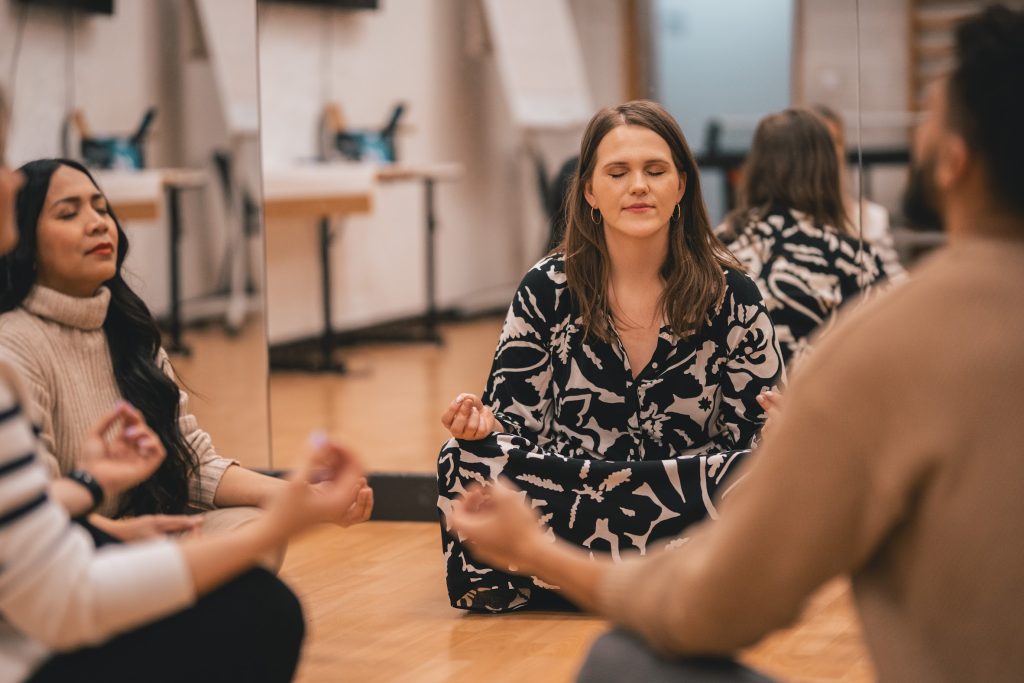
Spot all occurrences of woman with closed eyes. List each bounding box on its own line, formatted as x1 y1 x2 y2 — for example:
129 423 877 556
436 100 785 612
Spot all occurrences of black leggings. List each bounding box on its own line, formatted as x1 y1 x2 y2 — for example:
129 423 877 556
28 523 305 683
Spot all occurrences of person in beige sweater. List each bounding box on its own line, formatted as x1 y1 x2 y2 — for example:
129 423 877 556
0 158 372 544
447 6 1024 682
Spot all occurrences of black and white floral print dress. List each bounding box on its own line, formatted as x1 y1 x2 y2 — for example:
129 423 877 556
437 253 785 612
719 207 887 368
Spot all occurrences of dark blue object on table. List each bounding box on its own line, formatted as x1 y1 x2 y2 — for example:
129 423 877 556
80 107 157 170
333 103 404 162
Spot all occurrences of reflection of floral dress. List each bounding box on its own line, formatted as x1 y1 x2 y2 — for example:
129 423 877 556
718 207 887 368
437 254 785 611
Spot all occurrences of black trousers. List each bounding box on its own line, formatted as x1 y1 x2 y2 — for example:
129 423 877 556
576 631 776 683
28 522 305 683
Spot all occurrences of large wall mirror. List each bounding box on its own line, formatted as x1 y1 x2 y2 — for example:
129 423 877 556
256 0 923 519
0 0 270 469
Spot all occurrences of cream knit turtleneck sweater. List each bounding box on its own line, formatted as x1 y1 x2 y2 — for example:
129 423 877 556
0 285 236 515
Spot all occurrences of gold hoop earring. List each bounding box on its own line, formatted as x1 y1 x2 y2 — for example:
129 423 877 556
591 206 602 224
672 203 682 222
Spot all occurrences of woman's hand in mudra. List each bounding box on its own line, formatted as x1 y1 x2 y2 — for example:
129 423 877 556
80 401 166 499
447 478 547 575
266 436 367 536
441 393 502 441
330 476 374 527
756 389 785 438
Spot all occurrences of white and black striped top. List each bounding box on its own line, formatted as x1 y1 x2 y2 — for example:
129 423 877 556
0 353 193 683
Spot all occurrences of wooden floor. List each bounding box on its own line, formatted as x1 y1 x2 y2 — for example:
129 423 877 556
269 318 502 472
168 317 271 469
282 522 606 683
179 318 874 681
283 522 873 683
173 316 501 473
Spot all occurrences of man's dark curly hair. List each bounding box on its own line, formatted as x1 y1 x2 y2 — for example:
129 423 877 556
946 4 1024 217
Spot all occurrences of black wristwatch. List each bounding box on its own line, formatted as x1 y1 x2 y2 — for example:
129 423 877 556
67 469 105 513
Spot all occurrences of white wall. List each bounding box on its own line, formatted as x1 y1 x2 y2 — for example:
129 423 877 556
799 0 911 144
798 0 911 213
259 0 626 344
1 2 164 166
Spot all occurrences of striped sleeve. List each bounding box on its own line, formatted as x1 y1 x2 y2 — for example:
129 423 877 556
0 368 195 652
0 395 57 544
0 337 62 480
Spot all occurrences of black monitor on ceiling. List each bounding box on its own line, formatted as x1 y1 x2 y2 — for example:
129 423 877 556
14 0 114 14
264 0 379 9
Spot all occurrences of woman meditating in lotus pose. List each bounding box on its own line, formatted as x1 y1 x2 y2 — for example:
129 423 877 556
0 159 372 550
437 100 784 612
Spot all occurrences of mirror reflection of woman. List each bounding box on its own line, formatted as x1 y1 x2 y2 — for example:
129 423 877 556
438 100 784 611
0 159 372 545
716 109 888 369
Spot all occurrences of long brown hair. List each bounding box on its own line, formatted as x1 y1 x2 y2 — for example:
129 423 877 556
557 100 740 343
0 160 199 515
723 108 850 239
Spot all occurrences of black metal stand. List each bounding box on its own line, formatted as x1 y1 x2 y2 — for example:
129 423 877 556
271 217 349 373
269 172 451 371
350 176 443 346
422 177 442 344
165 185 191 356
